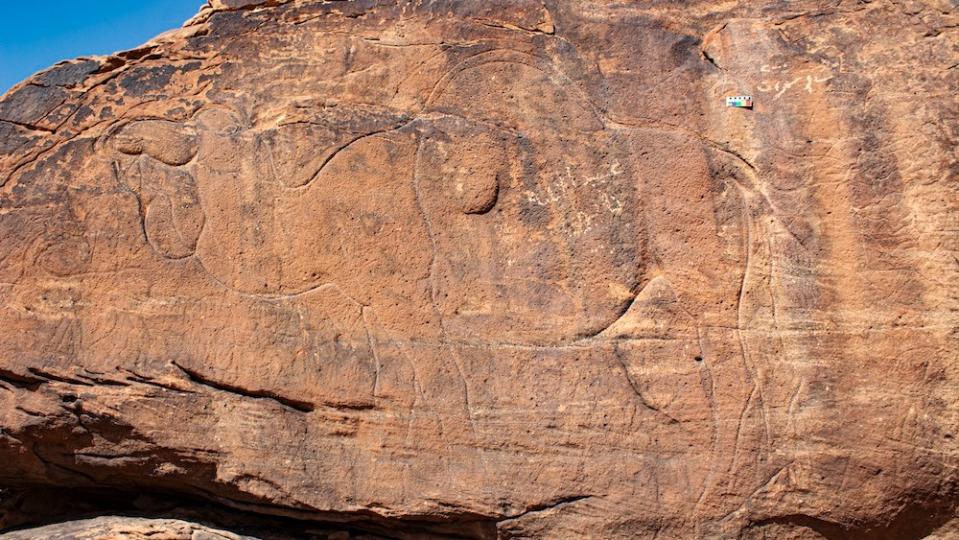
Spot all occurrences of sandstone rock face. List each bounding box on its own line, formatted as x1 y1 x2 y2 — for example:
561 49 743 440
0 516 258 540
1 1 958 538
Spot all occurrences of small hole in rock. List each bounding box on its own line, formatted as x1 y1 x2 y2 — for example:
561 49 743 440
694 356 703 362
60 394 78 403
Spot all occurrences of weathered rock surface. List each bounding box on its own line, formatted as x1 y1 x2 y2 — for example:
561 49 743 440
1 0 958 538
0 516 258 540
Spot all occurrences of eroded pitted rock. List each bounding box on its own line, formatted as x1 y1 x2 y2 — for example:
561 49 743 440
0 0 957 538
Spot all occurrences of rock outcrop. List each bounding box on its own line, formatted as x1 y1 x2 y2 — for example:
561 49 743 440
1 0 957 538
0 516 259 540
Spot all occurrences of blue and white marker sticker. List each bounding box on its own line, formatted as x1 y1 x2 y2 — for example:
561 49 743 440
726 95 753 108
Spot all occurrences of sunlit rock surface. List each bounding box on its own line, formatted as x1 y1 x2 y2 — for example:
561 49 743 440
0 1 957 538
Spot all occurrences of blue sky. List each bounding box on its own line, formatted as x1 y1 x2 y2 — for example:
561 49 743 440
0 1 205 93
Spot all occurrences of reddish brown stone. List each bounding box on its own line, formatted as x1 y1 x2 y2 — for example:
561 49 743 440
0 1 957 538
